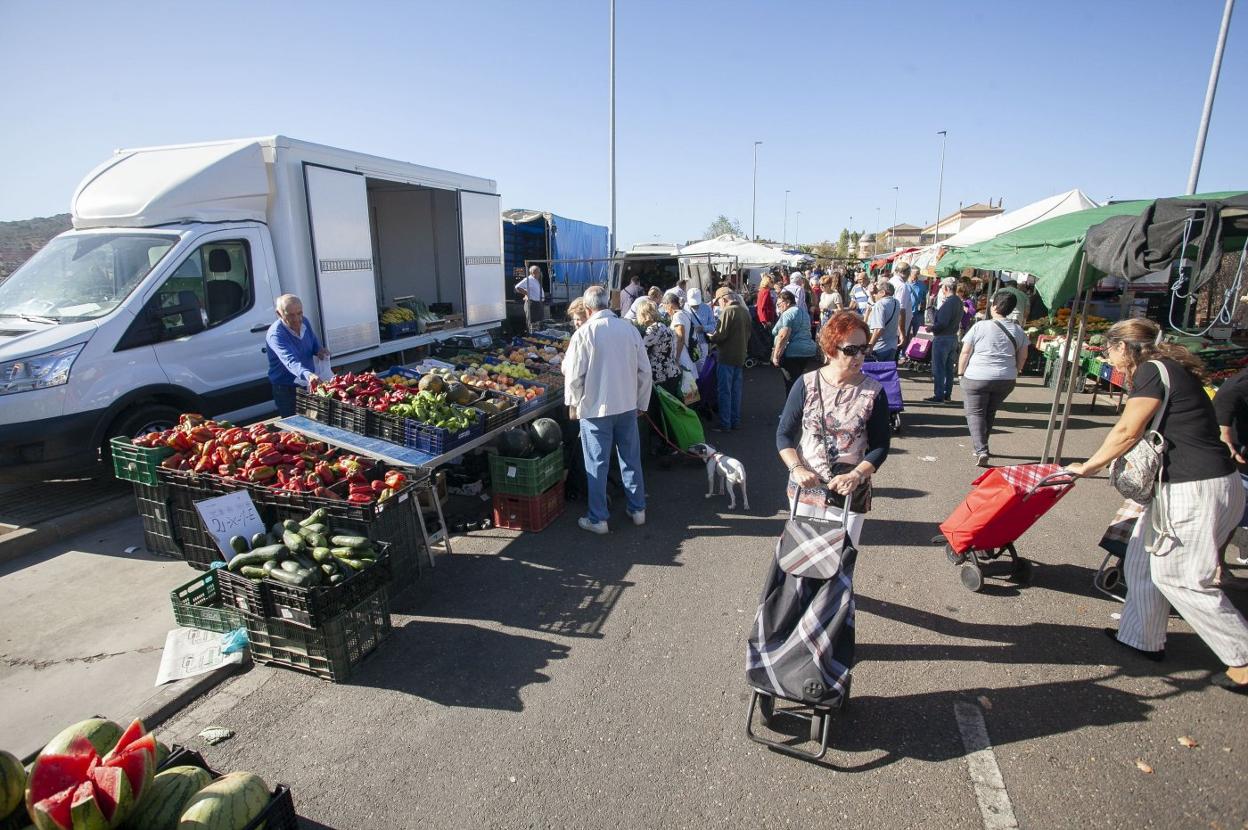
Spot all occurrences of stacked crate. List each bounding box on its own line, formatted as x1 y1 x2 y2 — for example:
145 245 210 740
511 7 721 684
489 448 566 532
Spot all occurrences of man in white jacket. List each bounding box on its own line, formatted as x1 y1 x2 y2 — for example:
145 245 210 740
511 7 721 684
562 286 653 534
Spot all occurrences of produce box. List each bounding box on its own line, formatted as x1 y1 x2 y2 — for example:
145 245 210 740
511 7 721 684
489 448 564 496
131 482 183 558
218 544 392 629
294 386 335 424
404 407 485 455
159 747 297 830
380 319 420 340
110 436 172 486
245 586 391 682
471 388 520 431
492 478 566 532
170 568 246 634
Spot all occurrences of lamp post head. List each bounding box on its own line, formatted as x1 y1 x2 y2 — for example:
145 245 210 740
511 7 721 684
937 130 947 136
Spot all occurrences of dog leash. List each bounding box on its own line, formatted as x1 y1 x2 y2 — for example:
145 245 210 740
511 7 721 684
641 412 704 460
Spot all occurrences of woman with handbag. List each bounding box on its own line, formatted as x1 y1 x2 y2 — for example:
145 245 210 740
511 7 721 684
776 311 892 546
957 290 1029 466
633 298 682 458
771 289 820 395
1065 319 1248 693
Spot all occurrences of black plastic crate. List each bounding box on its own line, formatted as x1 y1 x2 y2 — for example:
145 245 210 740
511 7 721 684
471 389 519 431
157 748 297 830
132 482 183 558
170 569 246 633
369 410 410 447
245 587 391 682
169 488 229 571
216 566 267 617
330 398 370 434
295 387 335 424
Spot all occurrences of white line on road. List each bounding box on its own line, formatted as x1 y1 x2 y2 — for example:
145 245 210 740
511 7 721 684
955 701 1020 830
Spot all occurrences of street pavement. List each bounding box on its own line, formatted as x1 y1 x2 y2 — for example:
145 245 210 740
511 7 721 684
14 366 1248 828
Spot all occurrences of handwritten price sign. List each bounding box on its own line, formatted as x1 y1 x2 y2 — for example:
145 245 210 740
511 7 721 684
193 491 267 560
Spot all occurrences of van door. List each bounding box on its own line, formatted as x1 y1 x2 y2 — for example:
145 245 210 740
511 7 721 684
145 227 275 412
303 164 381 355
459 191 506 326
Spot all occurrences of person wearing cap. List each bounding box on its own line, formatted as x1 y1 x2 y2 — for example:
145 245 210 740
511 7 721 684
707 287 752 431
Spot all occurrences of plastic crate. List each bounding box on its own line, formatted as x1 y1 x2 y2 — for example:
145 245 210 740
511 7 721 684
492 478 566 532
331 398 370 434
170 569 246 634
295 387 335 424
245 586 391 682
471 389 519 431
404 406 484 455
158 748 297 830
380 319 420 340
132 482 183 558
110 436 172 485
489 448 564 496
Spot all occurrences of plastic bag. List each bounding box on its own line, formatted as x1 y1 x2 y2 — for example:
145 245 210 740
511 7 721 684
313 355 335 382
220 627 249 655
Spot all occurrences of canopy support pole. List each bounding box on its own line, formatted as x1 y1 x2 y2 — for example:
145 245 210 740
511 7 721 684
1187 0 1235 195
1054 286 1094 464
1041 253 1088 463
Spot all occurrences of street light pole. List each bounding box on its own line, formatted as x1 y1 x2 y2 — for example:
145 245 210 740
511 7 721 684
1187 0 1235 194
783 190 790 245
608 0 616 256
890 186 899 250
795 211 801 248
751 141 762 240
875 207 880 253
934 130 947 247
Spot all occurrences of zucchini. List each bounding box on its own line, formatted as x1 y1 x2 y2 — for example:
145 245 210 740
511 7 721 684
330 534 371 550
339 557 367 571
311 546 333 563
300 522 328 536
239 566 268 580
329 547 358 559
228 535 250 554
320 562 339 576
250 532 269 549
263 560 279 574
279 560 302 574
281 519 301 533
270 521 286 538
308 533 330 549
299 508 328 527
282 530 308 553
250 544 287 560
227 552 266 571
267 568 310 586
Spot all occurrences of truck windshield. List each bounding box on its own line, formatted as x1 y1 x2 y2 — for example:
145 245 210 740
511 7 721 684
0 232 179 322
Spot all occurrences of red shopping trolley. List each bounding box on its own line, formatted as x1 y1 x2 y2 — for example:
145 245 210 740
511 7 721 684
938 464 1075 592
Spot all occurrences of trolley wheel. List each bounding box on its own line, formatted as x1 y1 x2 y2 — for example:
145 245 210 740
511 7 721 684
959 561 984 592
758 694 775 727
744 357 758 369
809 711 826 744
1012 557 1033 584
1100 564 1122 591
946 544 967 565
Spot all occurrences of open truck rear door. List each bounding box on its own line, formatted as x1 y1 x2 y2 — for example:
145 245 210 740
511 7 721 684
459 190 506 326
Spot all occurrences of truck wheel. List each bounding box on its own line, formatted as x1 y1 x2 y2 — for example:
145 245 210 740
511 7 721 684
110 404 181 441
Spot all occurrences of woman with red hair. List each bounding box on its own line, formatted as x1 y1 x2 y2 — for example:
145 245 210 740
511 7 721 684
775 311 892 541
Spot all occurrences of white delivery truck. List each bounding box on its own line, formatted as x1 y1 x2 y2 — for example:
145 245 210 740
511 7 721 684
0 136 506 469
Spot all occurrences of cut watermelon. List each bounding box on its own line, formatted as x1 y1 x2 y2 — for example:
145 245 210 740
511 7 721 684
101 744 151 804
25 742 97 816
68 780 108 830
88 764 130 824
108 721 144 756
27 719 153 830
30 785 76 830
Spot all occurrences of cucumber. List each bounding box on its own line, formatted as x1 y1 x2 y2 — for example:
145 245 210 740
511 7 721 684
279 560 302 574
282 530 308 553
282 519 301 533
307 533 330 549
300 522 328 536
299 508 328 527
250 532 269 549
263 560 279 574
329 547 357 559
311 546 333 563
339 557 367 571
250 544 287 560
240 566 267 579
228 535 250 554
267 568 310 586
227 552 267 571
351 545 377 559
330 534 371 549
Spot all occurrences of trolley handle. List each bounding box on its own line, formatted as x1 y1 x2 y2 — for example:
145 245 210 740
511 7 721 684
1023 471 1077 499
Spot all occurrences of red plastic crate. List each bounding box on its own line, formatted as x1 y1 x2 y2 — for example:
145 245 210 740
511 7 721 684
492 479 566 532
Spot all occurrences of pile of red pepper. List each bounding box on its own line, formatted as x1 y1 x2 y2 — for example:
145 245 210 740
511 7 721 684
312 371 414 413
130 414 407 504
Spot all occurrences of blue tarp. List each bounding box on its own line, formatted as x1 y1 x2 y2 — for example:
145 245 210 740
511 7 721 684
550 214 609 289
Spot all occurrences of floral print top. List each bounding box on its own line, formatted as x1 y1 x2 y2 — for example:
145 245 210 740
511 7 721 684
643 322 681 384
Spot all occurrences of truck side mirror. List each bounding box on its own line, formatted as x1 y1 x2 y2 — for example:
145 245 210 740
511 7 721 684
150 290 206 338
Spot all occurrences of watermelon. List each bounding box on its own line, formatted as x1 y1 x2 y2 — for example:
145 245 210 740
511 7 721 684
39 721 124 760
1 749 25 818
527 418 562 454
177 772 269 830
123 766 212 830
497 427 533 459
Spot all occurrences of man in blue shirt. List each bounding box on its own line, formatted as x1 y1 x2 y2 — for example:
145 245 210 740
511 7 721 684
907 270 929 338
266 293 330 417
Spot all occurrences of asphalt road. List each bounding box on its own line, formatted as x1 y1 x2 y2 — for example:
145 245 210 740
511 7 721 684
159 367 1248 830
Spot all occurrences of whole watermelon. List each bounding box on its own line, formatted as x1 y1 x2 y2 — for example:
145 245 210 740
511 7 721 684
177 772 269 830
39 719 124 759
527 418 563 455
497 428 534 459
0 749 24 818
124 766 212 830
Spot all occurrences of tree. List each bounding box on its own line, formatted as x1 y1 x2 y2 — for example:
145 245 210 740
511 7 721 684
811 239 836 261
703 215 743 239
835 228 851 258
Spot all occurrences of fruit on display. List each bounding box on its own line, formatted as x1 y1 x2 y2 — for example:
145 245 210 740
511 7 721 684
491 361 537 380
25 719 156 830
225 506 389 586
122 766 212 830
528 418 563 455
452 366 544 401
176 771 269 830
497 427 534 459
38 721 125 761
1 749 25 819
386 391 474 431
378 306 416 325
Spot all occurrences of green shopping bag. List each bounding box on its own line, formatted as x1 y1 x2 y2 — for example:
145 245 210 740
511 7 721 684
654 385 705 451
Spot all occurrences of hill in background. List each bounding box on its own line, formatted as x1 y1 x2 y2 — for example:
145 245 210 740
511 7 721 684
0 213 72 280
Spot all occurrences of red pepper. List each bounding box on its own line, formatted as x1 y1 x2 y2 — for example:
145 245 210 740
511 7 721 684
160 452 187 469
217 464 234 477
315 462 335 485
179 413 205 427
245 465 276 482
257 451 282 467
166 432 193 453
193 455 213 474
348 472 368 485
348 493 373 504
383 471 405 490
370 479 386 494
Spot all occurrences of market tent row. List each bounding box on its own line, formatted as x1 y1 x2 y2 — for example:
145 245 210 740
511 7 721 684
679 234 812 285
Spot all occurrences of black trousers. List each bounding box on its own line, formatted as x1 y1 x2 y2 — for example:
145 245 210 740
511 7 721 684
779 355 814 395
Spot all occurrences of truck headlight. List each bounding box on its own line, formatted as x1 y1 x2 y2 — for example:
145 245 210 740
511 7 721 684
0 344 85 396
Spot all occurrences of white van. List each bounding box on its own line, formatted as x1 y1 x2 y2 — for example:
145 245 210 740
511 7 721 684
0 136 506 469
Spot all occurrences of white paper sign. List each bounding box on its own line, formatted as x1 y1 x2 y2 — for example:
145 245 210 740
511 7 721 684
154 627 244 686
193 491 267 559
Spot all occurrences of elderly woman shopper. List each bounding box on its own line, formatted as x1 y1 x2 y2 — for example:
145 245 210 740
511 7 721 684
1065 319 1248 693
958 291 1028 466
631 298 683 456
776 311 892 545
818 275 843 328
756 275 778 326
771 289 819 394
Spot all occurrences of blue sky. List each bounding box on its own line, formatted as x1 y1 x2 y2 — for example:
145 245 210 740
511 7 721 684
1 0 1244 248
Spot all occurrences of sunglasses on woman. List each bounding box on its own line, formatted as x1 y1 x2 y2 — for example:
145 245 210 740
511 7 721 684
838 344 868 357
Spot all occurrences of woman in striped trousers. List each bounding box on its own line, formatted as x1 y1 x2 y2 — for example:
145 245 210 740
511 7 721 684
1066 319 1248 693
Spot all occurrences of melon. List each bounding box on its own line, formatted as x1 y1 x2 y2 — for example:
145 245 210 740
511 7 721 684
527 418 562 454
123 766 212 830
497 427 533 459
417 374 444 394
176 772 269 830
40 721 124 760
0 749 25 818
445 382 478 406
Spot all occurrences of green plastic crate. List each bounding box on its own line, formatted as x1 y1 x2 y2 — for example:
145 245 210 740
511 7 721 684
110 436 172 485
170 569 246 634
489 447 564 496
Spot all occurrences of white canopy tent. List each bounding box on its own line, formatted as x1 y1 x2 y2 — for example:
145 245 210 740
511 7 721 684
905 189 1101 274
680 234 811 285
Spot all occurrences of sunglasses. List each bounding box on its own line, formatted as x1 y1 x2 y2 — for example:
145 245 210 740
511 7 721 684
838 344 869 357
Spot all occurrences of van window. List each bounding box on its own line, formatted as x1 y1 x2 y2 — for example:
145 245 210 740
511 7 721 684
161 241 253 327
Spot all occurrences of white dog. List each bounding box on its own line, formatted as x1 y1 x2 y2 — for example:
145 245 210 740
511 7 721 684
688 442 749 510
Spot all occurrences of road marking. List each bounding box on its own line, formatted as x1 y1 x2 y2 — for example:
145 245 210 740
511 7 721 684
955 701 1020 830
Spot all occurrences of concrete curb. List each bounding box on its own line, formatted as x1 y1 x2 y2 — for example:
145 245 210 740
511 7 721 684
0 495 137 566
133 659 249 733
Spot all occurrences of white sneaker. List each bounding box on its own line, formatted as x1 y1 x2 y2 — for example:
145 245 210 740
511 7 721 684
629 510 646 526
578 517 609 535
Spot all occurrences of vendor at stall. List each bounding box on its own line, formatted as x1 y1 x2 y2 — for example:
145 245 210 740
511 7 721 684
266 293 330 417
515 266 548 333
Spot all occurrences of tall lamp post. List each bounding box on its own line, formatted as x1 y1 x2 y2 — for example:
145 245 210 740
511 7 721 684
890 186 899 250
608 0 616 257
751 141 763 240
795 211 801 248
933 131 947 247
875 207 881 254
783 190 790 245
1187 0 1235 193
